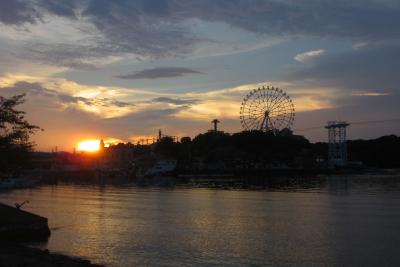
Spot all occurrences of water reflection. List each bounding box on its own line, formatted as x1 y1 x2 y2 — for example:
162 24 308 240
0 175 400 266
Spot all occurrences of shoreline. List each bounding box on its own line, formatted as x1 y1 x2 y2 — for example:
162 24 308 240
0 243 105 267
2 169 400 191
0 203 106 267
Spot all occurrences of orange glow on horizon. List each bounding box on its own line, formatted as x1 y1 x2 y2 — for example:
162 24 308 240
77 140 101 152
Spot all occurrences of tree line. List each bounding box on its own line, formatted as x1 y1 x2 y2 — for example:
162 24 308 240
1 94 399 172
153 131 400 169
154 130 314 169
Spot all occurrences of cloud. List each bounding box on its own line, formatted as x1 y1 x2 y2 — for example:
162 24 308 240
175 82 336 121
286 43 400 92
0 0 39 25
0 81 82 102
1 0 400 69
0 80 135 118
177 0 400 40
294 49 325 62
117 67 202 79
351 92 391 97
2 72 399 150
151 97 199 105
1 76 336 131
22 43 104 70
80 0 400 45
5 1 400 39
36 0 82 19
293 93 400 142
352 42 368 50
81 1 200 58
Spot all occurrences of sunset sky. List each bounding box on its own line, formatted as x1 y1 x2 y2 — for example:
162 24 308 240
0 0 399 151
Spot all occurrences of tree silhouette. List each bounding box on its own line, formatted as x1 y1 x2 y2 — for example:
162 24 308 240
347 135 400 168
155 136 179 158
0 94 40 172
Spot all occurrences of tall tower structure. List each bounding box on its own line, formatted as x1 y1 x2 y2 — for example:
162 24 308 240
325 121 350 167
99 138 105 153
211 119 220 132
158 129 162 141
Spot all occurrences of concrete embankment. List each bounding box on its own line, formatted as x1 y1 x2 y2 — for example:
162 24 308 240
0 203 50 241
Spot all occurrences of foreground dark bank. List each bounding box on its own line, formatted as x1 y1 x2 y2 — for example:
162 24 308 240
0 243 105 267
0 203 105 267
0 203 50 241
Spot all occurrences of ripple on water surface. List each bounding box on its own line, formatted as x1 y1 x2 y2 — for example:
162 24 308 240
1 176 400 267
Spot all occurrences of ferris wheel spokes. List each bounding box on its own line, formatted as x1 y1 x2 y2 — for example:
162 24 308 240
239 85 295 133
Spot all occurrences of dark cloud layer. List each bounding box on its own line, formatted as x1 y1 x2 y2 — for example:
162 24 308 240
36 0 82 19
151 97 199 105
22 43 117 70
81 0 198 58
1 0 400 67
0 0 39 25
4 0 399 39
117 67 202 79
176 0 400 39
287 43 400 92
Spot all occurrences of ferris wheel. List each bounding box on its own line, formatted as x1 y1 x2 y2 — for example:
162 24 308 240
239 85 295 132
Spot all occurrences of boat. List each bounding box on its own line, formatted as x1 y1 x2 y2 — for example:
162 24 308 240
0 177 40 190
145 159 177 177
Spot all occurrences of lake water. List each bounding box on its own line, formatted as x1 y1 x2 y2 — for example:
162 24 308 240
1 175 400 266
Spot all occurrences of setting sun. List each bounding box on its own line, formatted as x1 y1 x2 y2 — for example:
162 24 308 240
77 140 100 152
